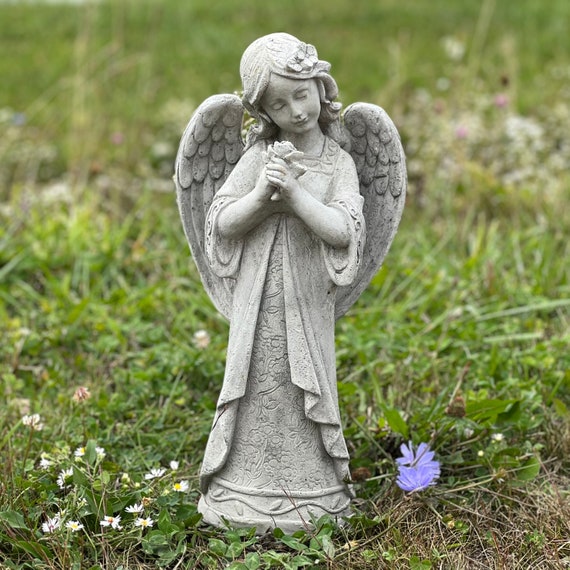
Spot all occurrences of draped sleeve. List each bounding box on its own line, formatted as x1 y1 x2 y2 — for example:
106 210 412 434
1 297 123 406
322 150 365 287
205 196 244 278
204 145 266 278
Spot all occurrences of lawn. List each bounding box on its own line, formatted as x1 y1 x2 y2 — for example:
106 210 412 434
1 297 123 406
1 0 569 568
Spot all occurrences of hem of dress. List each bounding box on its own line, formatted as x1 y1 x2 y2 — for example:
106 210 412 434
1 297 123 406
198 477 353 534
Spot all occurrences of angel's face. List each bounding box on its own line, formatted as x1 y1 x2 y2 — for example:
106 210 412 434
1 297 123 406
260 75 321 136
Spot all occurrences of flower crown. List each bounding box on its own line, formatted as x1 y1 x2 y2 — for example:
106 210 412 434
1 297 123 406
286 42 319 73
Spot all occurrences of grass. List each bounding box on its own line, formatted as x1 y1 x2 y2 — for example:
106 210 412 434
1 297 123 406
1 0 570 568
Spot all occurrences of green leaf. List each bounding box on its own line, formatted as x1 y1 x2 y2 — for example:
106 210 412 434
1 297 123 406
244 552 261 570
14 540 52 561
208 538 228 557
347 512 380 529
72 466 90 487
290 554 316 566
83 439 97 465
497 400 522 425
320 534 335 558
158 508 173 532
553 398 569 418
146 531 169 547
226 540 247 558
382 406 409 438
280 534 308 551
516 456 541 481
0 510 27 530
466 398 518 424
410 556 432 569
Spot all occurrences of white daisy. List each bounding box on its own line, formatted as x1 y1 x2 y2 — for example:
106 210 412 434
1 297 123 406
41 515 61 533
57 468 74 489
65 520 84 532
144 468 166 480
134 517 154 528
125 503 144 514
39 457 52 470
100 515 122 530
172 480 189 493
74 447 86 458
169 460 179 471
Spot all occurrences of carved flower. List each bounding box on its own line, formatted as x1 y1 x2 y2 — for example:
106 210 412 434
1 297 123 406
263 141 307 179
286 42 318 73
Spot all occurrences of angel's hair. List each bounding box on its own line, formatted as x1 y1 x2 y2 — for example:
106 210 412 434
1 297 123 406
240 33 347 150
244 78 344 149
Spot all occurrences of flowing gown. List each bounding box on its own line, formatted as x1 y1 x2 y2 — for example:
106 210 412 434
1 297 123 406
198 136 365 532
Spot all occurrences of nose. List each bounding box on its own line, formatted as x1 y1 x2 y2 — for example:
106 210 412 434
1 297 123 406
290 103 304 119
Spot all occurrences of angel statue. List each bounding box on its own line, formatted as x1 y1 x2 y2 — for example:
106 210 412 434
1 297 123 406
175 33 406 533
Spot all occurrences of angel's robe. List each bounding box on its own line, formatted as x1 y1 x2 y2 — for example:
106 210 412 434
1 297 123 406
201 136 365 500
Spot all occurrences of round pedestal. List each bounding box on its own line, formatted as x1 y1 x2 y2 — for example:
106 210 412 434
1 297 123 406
198 477 352 534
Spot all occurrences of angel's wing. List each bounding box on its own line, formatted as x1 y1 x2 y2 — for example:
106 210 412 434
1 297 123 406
175 94 245 320
335 103 407 319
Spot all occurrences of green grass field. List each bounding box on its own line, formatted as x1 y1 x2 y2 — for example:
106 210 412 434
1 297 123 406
1 0 569 568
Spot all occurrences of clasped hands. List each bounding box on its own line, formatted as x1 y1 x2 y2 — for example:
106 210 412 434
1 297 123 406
264 156 306 203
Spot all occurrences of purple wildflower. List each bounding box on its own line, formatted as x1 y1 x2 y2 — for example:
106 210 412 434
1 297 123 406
396 441 440 493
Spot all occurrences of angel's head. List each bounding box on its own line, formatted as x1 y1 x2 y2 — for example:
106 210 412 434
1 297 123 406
240 33 343 145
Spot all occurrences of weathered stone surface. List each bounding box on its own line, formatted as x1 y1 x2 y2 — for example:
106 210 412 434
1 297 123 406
174 33 406 533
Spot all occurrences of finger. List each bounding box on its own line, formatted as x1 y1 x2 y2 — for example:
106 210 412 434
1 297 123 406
266 164 287 177
266 173 283 186
268 157 287 167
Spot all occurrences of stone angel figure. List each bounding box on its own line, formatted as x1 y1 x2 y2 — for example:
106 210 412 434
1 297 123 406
175 33 406 533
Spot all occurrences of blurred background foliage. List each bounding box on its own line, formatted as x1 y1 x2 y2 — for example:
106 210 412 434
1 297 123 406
1 0 569 567
1 0 570 197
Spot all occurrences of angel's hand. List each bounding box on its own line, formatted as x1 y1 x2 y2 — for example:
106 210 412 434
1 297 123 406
265 158 303 201
251 167 277 202
248 166 291 216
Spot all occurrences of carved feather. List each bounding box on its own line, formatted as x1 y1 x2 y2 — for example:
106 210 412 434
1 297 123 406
336 102 407 319
174 94 245 320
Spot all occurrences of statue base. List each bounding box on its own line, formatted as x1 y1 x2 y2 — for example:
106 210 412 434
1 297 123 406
198 477 353 534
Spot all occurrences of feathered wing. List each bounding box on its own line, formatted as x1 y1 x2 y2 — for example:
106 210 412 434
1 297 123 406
175 94 245 320
335 103 407 319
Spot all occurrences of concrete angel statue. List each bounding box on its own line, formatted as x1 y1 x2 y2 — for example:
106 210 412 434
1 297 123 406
175 33 406 533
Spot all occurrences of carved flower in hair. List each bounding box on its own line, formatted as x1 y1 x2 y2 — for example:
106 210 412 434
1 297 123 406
286 42 318 73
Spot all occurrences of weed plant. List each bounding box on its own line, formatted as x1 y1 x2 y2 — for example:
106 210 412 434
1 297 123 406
0 0 569 568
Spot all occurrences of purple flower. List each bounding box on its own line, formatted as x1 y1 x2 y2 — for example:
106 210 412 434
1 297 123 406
396 441 440 493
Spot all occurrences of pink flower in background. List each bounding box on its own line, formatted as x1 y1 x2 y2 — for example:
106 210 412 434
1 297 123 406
111 132 125 145
494 93 509 108
72 386 91 403
455 125 469 139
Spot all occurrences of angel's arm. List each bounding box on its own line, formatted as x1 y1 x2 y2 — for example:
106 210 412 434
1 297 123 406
285 188 350 249
266 156 357 249
216 151 283 240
